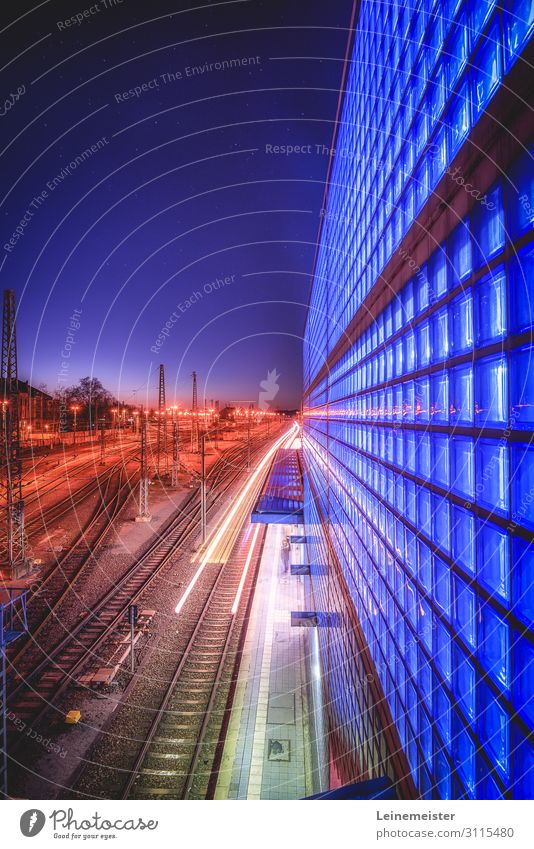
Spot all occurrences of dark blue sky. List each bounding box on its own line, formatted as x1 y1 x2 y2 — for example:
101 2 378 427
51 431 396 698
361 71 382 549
1 0 353 408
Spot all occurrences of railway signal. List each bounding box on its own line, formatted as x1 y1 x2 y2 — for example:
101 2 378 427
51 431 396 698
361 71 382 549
191 371 199 453
127 604 138 673
99 418 106 465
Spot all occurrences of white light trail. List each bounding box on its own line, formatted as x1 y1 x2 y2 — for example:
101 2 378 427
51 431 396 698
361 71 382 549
231 523 262 615
174 421 298 616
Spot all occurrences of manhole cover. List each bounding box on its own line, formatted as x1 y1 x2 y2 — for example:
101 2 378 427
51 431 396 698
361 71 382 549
267 738 290 762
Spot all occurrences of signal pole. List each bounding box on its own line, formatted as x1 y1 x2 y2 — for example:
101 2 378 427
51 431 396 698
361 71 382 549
191 371 199 453
99 418 106 465
247 403 252 471
136 409 151 522
200 432 207 543
0 289 28 579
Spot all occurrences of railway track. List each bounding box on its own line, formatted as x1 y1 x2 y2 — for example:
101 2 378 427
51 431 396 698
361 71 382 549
6 436 276 742
9 462 140 677
120 522 266 800
18 440 137 510
24 451 138 533
73 427 292 800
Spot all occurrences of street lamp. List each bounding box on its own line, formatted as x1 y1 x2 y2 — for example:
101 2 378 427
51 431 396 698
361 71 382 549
71 405 79 451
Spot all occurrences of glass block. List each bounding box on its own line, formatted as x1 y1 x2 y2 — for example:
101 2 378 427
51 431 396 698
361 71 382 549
431 369 449 422
430 125 447 186
511 537 534 626
405 430 417 472
475 354 508 427
419 647 434 709
448 220 472 285
417 320 431 367
474 266 506 345
404 330 416 372
401 280 415 326
511 444 534 530
453 721 476 796
469 0 498 43
477 767 505 800
453 644 476 722
514 637 534 728
504 0 534 72
433 494 451 554
448 78 470 155
434 556 451 617
435 683 452 743
475 440 509 516
435 746 452 799
419 707 433 765
435 621 452 682
471 18 502 119
432 307 449 362
406 478 417 524
472 182 505 269
453 574 476 647
450 364 474 425
507 147 534 238
478 604 510 691
509 243 534 334
479 682 510 780
415 377 430 421
451 436 475 500
419 540 432 592
432 433 450 488
511 345 534 428
477 519 510 603
415 264 430 313
512 727 534 799
429 247 448 302
418 433 431 481
451 506 476 573
450 292 474 355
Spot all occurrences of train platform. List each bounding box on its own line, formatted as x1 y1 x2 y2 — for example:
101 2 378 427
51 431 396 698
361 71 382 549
215 521 326 800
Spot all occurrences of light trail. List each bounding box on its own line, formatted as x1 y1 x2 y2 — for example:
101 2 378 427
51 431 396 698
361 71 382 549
231 523 261 615
174 420 298 616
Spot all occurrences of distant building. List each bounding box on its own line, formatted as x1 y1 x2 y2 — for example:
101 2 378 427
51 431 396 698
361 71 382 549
218 406 236 421
0 379 56 431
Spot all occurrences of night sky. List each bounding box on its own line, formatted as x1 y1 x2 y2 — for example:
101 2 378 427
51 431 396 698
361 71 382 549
1 0 353 408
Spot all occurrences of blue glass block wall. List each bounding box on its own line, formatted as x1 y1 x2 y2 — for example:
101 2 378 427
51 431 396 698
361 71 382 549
303 0 534 799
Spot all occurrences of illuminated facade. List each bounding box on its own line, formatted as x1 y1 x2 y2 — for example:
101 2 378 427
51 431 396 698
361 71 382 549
303 1 534 798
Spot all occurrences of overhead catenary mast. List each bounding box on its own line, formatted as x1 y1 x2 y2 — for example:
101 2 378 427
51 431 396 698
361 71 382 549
156 364 166 477
136 407 151 522
0 290 29 579
171 408 180 487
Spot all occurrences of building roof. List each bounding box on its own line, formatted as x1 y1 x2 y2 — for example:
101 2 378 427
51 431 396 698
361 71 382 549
251 448 304 524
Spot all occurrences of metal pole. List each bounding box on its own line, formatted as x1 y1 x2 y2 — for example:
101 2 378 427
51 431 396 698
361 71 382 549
201 433 206 543
99 419 105 465
137 410 150 520
247 410 251 471
171 417 179 487
130 618 135 673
